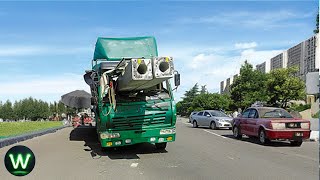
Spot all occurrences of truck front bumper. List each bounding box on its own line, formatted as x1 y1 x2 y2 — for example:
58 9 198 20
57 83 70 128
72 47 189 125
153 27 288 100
99 126 176 147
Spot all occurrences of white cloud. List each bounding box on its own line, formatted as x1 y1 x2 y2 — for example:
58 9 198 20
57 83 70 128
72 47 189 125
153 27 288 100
235 42 258 49
160 44 284 101
0 46 92 57
0 73 90 103
176 10 311 29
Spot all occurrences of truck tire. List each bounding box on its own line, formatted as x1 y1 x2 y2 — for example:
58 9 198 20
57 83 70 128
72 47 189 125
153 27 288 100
155 142 167 150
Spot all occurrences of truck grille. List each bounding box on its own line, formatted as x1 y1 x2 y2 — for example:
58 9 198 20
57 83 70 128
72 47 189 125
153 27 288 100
112 112 167 130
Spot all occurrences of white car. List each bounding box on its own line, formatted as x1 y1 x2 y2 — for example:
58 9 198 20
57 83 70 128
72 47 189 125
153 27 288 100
189 111 198 123
190 110 233 130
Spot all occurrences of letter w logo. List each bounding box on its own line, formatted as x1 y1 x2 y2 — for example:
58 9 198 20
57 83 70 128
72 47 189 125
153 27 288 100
9 154 31 169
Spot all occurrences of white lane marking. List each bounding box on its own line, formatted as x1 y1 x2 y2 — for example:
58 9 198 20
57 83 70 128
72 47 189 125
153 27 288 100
227 156 234 160
130 163 139 168
203 129 228 139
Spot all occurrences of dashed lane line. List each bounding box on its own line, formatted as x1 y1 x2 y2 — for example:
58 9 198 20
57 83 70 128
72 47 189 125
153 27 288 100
203 129 228 139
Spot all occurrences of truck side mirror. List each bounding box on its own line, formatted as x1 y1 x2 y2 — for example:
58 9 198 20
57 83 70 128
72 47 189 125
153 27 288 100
174 72 180 87
84 71 94 85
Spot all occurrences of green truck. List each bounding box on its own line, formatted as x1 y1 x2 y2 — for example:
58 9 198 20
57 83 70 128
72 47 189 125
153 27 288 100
84 36 180 150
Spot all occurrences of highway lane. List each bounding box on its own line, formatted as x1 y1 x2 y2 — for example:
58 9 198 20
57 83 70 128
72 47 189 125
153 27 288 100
0 117 318 180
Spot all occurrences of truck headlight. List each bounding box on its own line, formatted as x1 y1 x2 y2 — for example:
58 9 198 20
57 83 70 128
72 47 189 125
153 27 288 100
100 132 120 139
160 128 176 135
271 123 285 130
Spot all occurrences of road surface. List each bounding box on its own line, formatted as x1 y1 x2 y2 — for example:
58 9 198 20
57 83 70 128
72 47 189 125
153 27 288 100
0 117 318 180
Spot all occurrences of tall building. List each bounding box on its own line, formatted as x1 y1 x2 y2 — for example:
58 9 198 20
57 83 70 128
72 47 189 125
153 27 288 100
287 42 304 78
256 62 266 73
220 81 225 94
270 51 288 71
303 35 318 74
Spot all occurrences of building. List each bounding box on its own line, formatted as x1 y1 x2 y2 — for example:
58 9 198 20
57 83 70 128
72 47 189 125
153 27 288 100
270 51 288 71
303 35 318 75
219 34 319 97
287 42 304 78
220 81 225 94
256 62 266 73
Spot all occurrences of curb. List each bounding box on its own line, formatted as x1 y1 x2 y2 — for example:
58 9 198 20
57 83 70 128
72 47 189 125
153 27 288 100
309 130 319 142
0 126 69 148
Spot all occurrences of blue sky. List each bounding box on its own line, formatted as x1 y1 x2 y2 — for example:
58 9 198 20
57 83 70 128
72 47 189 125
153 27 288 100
0 1 318 103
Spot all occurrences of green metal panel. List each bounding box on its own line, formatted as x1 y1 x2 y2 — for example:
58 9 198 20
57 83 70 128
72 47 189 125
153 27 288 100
93 36 158 61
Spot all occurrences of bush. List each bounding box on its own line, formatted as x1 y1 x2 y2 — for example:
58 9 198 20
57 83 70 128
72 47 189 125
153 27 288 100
289 104 311 112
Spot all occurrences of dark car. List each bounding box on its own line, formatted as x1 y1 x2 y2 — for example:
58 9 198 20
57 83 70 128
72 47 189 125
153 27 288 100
232 107 311 146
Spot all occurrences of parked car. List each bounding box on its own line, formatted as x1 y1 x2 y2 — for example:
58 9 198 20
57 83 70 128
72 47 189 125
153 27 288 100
189 111 198 123
232 107 311 146
190 110 233 129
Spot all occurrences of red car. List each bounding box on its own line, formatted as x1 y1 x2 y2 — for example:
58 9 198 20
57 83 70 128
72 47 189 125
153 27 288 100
232 107 311 146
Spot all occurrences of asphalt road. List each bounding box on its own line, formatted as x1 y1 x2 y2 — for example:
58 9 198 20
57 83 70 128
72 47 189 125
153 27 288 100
0 117 318 180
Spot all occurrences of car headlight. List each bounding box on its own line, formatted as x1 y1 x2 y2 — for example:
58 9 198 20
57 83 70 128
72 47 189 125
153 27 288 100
271 123 285 130
301 123 310 129
217 119 225 122
160 128 176 135
100 132 120 139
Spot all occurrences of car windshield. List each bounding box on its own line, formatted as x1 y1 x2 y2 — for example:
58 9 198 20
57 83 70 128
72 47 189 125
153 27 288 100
261 109 293 118
210 111 228 117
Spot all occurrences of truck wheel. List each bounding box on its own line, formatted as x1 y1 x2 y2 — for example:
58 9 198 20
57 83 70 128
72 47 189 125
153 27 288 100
155 142 167 150
233 126 242 139
193 121 198 128
290 140 303 147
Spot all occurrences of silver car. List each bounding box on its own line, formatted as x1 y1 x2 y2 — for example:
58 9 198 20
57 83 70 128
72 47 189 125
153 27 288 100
190 110 233 130
189 111 198 123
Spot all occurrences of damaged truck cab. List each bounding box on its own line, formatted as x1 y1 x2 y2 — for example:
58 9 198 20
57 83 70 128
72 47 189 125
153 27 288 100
84 36 180 150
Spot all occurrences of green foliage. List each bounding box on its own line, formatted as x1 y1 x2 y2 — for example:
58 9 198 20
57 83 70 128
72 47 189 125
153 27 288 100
230 61 268 110
200 85 207 94
314 11 319 34
191 93 230 111
288 103 311 112
177 83 199 116
176 83 232 116
266 67 306 108
0 98 69 121
312 111 319 118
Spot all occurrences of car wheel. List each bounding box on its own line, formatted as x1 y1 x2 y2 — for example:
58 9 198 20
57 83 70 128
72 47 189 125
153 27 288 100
290 140 303 147
155 142 167 150
258 129 270 145
193 120 198 128
210 121 217 130
233 126 242 139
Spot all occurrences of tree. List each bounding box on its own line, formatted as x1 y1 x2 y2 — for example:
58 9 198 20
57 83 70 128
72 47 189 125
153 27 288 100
266 67 306 108
191 93 231 111
1 100 15 120
178 83 200 116
230 61 268 110
314 11 319 34
200 85 207 94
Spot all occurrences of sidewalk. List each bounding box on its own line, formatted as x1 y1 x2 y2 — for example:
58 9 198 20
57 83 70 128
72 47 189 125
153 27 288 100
309 118 319 141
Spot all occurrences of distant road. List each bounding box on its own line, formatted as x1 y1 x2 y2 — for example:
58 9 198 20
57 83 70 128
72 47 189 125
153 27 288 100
0 117 318 180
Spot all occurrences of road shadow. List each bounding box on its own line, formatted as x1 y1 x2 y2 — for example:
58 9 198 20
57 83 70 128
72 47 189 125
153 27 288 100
222 134 297 147
69 126 167 160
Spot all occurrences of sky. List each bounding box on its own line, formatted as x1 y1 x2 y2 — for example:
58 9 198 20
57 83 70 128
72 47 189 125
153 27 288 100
0 1 318 103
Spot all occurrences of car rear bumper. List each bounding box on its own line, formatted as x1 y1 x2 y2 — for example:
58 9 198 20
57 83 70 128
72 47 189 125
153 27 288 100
265 129 311 140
